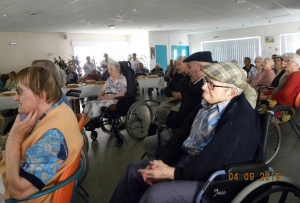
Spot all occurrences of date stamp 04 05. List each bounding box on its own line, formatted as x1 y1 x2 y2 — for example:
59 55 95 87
228 172 280 181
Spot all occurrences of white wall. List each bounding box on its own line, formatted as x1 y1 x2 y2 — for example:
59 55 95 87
128 32 150 68
189 21 300 59
148 32 189 70
0 32 128 74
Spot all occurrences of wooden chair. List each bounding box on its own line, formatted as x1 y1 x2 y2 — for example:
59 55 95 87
288 92 300 138
5 154 83 203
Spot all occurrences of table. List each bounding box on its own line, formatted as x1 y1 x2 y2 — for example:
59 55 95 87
0 84 103 112
137 77 165 104
137 77 165 89
0 95 18 111
62 84 104 113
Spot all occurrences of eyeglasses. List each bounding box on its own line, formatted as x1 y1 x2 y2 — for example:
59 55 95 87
203 77 232 90
16 87 29 95
282 60 294 64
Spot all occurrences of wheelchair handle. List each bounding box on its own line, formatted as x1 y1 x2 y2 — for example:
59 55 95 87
268 105 291 114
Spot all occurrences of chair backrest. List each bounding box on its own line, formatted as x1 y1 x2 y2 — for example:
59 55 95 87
295 92 300 108
118 61 136 97
76 113 85 132
52 153 81 203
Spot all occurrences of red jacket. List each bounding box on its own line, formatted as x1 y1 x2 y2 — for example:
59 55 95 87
271 71 300 107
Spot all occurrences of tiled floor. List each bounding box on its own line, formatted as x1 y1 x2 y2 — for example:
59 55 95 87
76 91 300 203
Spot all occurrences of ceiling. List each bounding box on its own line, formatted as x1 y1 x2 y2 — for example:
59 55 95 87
0 0 299 35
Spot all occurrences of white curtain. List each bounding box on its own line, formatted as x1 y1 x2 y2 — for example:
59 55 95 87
201 37 260 67
280 33 300 54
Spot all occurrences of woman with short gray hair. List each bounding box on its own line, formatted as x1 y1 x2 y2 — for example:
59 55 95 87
83 62 127 125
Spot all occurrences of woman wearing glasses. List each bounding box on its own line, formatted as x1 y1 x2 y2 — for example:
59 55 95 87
260 53 300 122
0 67 83 202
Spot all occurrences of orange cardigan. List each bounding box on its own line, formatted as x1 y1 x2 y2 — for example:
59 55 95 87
0 103 83 202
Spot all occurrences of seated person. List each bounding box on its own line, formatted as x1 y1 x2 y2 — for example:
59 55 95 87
272 55 285 87
150 64 164 77
109 62 262 203
248 58 276 90
86 69 100 81
83 61 127 125
66 65 79 84
135 63 147 76
246 56 263 82
260 53 300 122
1 71 17 92
32 59 71 107
101 64 110 81
260 56 286 95
0 66 83 202
243 57 255 77
155 56 191 127
150 63 164 95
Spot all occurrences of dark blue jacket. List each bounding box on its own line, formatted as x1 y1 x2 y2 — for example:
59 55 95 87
158 93 262 181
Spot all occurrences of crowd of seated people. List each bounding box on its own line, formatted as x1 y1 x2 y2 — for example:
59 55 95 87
144 51 258 159
248 57 276 90
110 61 262 203
259 53 300 122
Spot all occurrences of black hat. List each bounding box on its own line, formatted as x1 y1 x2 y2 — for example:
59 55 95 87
183 51 213 63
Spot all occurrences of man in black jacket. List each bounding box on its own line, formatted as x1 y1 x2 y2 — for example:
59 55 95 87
143 51 213 158
155 56 190 126
110 62 262 203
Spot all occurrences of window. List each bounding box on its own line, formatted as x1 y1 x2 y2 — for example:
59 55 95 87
72 41 129 69
280 33 300 54
201 37 260 67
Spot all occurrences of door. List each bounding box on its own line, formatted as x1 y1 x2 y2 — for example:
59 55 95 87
171 46 189 60
155 45 167 71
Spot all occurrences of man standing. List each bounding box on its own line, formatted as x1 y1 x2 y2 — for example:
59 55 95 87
130 53 140 72
101 53 110 74
83 56 94 77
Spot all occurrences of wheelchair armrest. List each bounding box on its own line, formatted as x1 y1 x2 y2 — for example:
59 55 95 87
224 162 269 174
66 89 82 97
270 105 291 114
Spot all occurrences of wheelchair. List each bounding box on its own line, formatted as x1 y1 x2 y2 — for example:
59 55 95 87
85 61 153 147
195 105 300 203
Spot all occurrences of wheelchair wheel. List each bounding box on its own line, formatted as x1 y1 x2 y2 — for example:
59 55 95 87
265 117 281 164
91 131 98 141
240 182 300 203
79 147 89 184
115 138 123 147
125 101 153 140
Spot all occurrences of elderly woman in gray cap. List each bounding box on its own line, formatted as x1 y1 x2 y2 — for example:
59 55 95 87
109 62 262 203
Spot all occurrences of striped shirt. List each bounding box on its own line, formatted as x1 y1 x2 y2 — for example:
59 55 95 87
182 99 230 156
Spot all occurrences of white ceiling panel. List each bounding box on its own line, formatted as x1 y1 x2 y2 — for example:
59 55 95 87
0 0 298 34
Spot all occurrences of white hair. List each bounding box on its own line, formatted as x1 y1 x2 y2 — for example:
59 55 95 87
283 53 300 68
